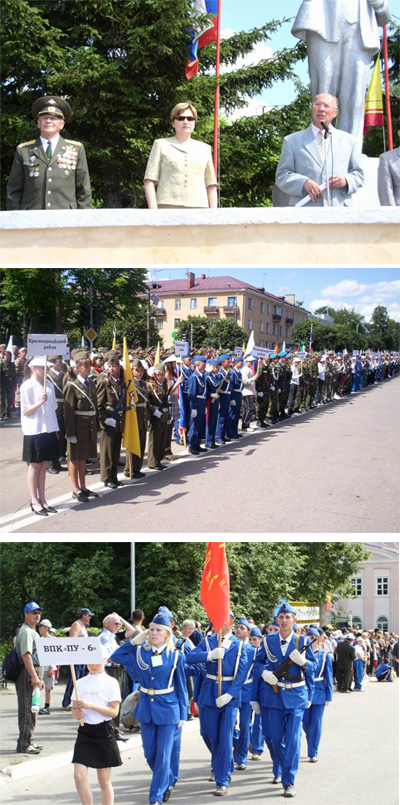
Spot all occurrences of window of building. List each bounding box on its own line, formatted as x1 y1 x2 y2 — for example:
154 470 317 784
266 322 270 333
174 318 181 328
260 301 264 313
279 326 283 336
273 325 276 335
259 340 264 348
247 318 252 330
352 616 362 629
190 298 197 309
174 299 181 310
266 304 270 314
260 321 264 332
208 297 217 307
156 320 163 330
248 297 253 310
351 577 363 597
274 306 283 316
377 616 389 631
376 576 389 596
285 327 289 337
227 296 237 307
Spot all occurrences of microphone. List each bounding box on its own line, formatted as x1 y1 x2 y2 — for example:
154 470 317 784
321 121 330 139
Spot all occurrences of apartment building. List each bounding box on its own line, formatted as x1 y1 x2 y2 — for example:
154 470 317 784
334 543 399 632
147 273 308 349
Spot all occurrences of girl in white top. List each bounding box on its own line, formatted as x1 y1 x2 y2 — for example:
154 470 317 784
20 356 59 516
72 655 122 805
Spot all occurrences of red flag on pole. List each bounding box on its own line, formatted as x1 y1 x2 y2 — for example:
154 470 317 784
200 542 230 631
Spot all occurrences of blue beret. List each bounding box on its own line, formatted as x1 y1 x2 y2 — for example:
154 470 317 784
307 627 320 638
152 612 171 628
158 606 174 620
250 626 262 638
278 351 287 357
270 353 279 360
236 617 251 630
277 601 297 616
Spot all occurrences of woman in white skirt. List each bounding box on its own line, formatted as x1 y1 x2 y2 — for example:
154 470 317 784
20 356 59 516
72 652 122 805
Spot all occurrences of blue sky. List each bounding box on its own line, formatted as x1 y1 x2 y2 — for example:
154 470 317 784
150 267 400 322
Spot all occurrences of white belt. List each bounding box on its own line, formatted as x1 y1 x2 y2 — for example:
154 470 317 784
140 685 174 695
75 411 96 416
244 678 253 685
196 394 206 399
315 676 324 681
220 390 230 394
136 403 146 408
277 681 305 689
206 674 234 681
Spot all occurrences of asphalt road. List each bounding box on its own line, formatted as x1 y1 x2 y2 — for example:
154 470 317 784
0 378 399 534
0 675 398 805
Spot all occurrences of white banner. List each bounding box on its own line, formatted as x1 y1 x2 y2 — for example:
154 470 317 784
252 347 272 359
27 334 69 359
36 636 104 665
174 340 190 357
234 346 243 355
297 351 307 359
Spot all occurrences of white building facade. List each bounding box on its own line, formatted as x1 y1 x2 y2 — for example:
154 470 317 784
334 543 399 632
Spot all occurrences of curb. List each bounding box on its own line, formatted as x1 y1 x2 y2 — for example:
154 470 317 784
0 718 200 783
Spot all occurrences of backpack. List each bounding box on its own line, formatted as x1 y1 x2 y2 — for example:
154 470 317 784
2 648 23 682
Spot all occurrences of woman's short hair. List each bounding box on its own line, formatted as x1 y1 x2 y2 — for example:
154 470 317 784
182 619 195 629
170 102 198 124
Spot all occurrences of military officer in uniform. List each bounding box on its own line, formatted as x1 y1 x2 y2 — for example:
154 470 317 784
188 356 208 455
267 354 280 424
64 351 99 502
227 357 244 439
97 350 125 489
47 355 67 473
204 359 221 448
6 96 91 210
252 602 316 798
302 628 333 762
215 354 232 444
124 358 149 480
147 364 169 471
232 617 255 771
255 356 271 428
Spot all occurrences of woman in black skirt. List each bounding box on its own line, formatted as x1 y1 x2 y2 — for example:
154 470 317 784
20 356 59 516
72 655 122 805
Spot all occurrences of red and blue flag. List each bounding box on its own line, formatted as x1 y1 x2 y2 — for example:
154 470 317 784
187 0 218 79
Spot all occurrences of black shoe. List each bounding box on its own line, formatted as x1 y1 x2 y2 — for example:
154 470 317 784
163 788 172 803
81 489 99 498
133 471 146 479
72 491 90 503
115 733 129 742
30 503 48 517
39 707 50 715
189 448 200 455
17 745 41 754
47 467 60 474
215 440 226 445
271 776 281 784
105 481 118 489
206 444 219 449
284 786 296 798
113 479 123 486
198 446 208 452
41 504 58 514
213 786 228 796
256 421 269 428
208 773 215 782
154 465 165 471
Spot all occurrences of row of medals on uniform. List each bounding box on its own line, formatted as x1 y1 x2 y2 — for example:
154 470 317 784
29 147 78 177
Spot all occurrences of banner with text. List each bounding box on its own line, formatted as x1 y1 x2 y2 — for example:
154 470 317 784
27 334 69 359
36 637 103 665
174 340 190 357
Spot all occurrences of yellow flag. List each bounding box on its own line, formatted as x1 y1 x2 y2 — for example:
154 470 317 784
155 341 161 365
112 332 116 349
122 338 141 457
364 55 384 135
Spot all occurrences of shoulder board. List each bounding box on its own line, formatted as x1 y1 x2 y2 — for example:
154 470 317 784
65 139 82 146
18 140 36 148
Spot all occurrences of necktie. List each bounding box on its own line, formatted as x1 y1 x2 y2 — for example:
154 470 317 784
46 140 52 159
280 640 287 646
153 650 159 656
318 130 326 170
84 378 89 388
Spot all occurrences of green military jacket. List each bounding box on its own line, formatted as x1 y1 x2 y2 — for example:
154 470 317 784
6 135 92 210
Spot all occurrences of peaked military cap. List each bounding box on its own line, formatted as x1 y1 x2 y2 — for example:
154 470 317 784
31 95 72 122
106 350 121 365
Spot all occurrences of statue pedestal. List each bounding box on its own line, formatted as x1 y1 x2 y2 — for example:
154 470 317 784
0 207 398 267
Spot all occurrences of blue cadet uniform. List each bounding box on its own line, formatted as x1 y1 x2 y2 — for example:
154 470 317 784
216 356 232 443
185 658 215 774
188 358 208 453
205 361 221 448
189 629 248 793
247 627 264 758
110 613 188 805
233 619 256 768
228 358 244 439
252 603 316 794
178 362 192 443
302 632 333 761
252 661 282 779
351 357 363 392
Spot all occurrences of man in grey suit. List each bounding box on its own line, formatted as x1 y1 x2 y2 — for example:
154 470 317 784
292 0 391 147
378 117 400 205
275 93 364 206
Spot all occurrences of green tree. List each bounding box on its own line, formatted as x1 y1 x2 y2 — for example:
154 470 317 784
363 22 400 158
175 315 210 348
294 543 371 604
207 319 247 351
1 2 309 208
367 305 400 350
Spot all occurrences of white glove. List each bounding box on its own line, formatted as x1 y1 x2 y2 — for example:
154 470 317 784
178 720 185 728
289 649 307 667
251 701 261 714
97 431 102 440
306 701 312 708
207 647 225 661
67 435 77 444
130 628 149 645
262 670 278 685
325 701 330 707
216 693 233 708
270 385 275 391
211 393 218 399
230 400 236 407
104 417 117 427
257 392 264 398
153 409 162 419
191 410 197 418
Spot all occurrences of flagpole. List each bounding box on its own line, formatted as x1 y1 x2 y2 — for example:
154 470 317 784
213 0 222 189
218 627 222 696
382 25 393 150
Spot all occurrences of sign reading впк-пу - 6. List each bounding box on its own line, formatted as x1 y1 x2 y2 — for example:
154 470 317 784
35 637 103 665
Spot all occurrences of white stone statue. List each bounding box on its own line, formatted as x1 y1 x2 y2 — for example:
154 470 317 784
292 0 392 147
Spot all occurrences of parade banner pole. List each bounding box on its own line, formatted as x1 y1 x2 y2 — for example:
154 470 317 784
218 628 223 697
213 0 222 183
382 26 393 150
43 355 48 392
70 664 84 726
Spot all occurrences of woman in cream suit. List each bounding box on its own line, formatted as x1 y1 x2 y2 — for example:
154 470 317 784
144 102 218 208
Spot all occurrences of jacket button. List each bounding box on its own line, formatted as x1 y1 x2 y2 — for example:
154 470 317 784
48 167 52 171
151 698 154 702
48 178 52 182
151 676 155 680
47 190 51 194
47 203 51 207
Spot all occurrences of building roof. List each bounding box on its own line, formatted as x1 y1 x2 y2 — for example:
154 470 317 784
146 274 306 311
364 542 399 555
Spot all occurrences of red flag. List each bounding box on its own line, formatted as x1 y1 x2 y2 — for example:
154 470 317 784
200 542 230 631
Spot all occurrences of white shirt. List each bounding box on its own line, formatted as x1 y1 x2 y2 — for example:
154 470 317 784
291 365 301 385
312 123 332 160
20 376 59 436
318 362 326 380
354 644 365 660
241 365 256 397
40 134 60 155
72 671 121 724
279 631 294 657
